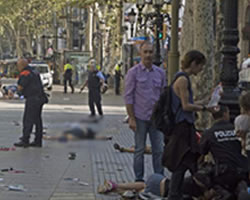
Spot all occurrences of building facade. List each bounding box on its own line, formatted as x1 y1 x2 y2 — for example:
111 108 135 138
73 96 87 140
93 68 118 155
239 0 250 63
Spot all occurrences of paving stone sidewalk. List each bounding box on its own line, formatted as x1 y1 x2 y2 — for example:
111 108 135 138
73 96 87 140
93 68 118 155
0 85 163 200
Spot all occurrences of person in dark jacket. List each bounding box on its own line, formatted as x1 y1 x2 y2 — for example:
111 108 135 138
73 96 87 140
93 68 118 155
200 105 249 199
14 58 47 147
80 59 105 117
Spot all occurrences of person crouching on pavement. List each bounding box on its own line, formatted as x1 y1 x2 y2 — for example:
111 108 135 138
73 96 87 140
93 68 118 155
80 59 105 117
14 58 48 148
200 105 249 199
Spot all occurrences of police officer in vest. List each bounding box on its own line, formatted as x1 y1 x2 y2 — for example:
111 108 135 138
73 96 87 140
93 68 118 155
200 105 248 199
63 60 74 94
80 59 105 117
14 58 47 148
114 62 123 95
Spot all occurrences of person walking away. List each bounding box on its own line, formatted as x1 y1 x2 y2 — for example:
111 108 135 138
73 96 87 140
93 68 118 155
163 50 210 200
124 40 166 182
114 62 123 95
14 58 48 148
63 60 74 93
80 59 105 117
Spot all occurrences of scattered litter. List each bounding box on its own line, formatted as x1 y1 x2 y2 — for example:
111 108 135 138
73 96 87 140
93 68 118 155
0 147 16 151
117 168 123 171
1 168 25 173
42 155 50 160
78 181 89 186
64 177 79 182
12 170 25 174
122 190 136 199
1 168 13 172
64 178 89 186
68 152 76 160
8 185 26 192
12 120 20 126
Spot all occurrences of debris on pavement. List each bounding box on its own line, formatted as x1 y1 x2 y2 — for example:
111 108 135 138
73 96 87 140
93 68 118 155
1 167 25 173
64 177 89 186
122 190 136 199
68 152 76 160
1 167 13 172
78 181 89 186
8 184 27 192
12 120 20 126
0 147 16 151
64 177 79 181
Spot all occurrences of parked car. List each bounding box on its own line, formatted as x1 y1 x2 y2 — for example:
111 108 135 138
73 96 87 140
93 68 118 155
29 61 53 91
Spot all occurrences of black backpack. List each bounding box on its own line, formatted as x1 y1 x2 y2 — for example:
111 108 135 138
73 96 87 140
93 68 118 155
151 72 190 135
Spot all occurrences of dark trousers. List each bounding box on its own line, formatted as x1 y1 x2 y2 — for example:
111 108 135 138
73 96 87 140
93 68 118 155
88 89 103 116
168 152 197 200
213 166 248 192
115 77 120 95
22 97 44 143
64 78 74 93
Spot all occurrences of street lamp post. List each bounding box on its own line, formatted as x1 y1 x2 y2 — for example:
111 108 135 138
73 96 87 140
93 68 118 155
153 0 164 66
219 0 240 121
136 0 145 27
136 0 171 67
168 0 179 84
128 8 137 68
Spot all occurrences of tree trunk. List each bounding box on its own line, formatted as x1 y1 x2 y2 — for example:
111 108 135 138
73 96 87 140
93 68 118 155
179 0 194 57
16 25 22 57
180 0 215 129
192 0 215 129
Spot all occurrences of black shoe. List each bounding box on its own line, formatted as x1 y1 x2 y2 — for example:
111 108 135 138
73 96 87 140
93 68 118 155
29 141 42 147
113 143 125 152
14 141 29 148
89 114 96 118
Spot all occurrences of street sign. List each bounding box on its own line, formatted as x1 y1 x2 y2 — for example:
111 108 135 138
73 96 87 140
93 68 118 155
130 36 147 41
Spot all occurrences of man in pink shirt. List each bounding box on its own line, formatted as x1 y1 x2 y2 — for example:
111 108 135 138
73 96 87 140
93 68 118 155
124 41 166 182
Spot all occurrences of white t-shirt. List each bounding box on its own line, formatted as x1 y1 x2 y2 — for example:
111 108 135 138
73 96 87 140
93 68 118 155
242 58 250 69
234 114 250 151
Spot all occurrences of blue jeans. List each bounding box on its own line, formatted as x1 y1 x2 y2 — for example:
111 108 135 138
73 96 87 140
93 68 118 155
134 118 164 181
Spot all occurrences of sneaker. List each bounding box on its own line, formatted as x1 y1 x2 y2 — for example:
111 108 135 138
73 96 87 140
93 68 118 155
14 141 29 148
97 180 117 194
113 143 124 152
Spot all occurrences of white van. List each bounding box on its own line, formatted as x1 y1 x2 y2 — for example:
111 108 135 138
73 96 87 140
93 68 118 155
29 62 53 91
